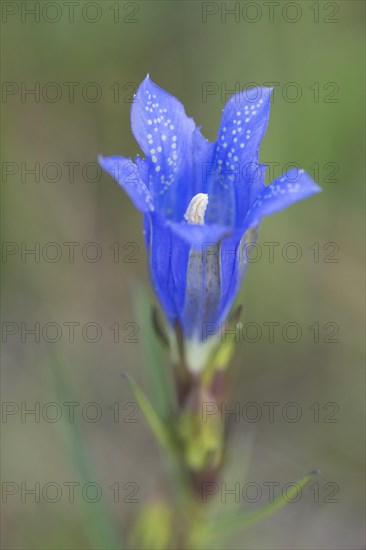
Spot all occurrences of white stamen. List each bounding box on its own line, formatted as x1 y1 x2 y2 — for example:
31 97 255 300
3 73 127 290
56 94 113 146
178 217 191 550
184 193 209 225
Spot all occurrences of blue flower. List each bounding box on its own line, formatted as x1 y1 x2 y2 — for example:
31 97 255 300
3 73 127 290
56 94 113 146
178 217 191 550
99 76 320 361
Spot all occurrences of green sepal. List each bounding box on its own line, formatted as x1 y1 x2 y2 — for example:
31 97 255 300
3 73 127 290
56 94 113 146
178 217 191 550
178 385 224 472
130 499 174 550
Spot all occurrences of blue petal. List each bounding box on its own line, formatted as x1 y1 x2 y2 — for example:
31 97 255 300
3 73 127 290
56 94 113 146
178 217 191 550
180 228 256 340
146 213 194 329
146 216 255 341
217 227 258 324
216 87 272 166
98 155 153 212
131 75 196 219
192 127 216 196
145 213 233 340
181 242 221 340
145 213 179 325
244 169 321 227
167 220 231 246
134 154 150 184
206 87 272 227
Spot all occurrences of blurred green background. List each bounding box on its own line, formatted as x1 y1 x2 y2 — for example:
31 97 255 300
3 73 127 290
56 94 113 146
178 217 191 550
1 1 365 549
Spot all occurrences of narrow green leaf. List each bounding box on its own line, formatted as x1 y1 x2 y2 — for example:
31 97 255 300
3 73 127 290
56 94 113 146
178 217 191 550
124 373 193 513
124 373 174 454
205 470 319 540
133 283 175 420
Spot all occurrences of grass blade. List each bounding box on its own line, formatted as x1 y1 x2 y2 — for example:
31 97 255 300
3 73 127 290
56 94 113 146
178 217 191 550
48 353 124 550
133 284 175 420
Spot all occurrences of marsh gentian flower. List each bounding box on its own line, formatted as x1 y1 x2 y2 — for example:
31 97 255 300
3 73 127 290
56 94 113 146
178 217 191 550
99 76 320 369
